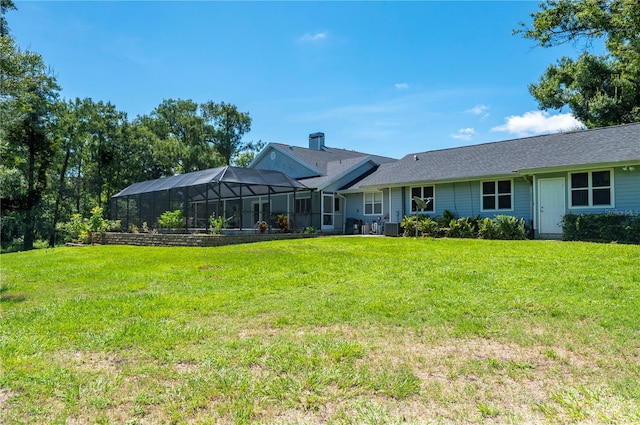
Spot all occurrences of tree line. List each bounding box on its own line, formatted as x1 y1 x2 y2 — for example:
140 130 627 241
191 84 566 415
2 0 639 251
1 1 261 250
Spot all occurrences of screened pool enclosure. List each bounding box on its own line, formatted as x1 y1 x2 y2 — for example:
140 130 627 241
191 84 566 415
111 166 311 231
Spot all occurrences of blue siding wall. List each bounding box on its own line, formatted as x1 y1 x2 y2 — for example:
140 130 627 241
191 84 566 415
565 167 640 215
613 168 640 213
396 179 533 222
252 147 317 179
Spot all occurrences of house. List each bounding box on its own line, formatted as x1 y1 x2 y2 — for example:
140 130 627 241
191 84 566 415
112 123 639 238
249 132 397 232
251 124 639 238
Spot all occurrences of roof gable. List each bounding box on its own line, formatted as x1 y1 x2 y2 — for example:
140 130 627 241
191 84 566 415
251 144 323 178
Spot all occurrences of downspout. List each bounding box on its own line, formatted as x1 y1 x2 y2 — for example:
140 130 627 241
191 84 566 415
388 187 392 222
401 186 407 219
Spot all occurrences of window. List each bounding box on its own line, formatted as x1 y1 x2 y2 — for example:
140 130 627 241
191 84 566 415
364 192 382 215
570 170 612 207
295 198 311 214
411 186 434 212
482 180 512 211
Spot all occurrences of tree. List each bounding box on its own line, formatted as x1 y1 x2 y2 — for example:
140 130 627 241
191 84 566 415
147 99 222 173
516 0 640 128
1 33 60 250
0 0 16 37
233 140 265 168
201 101 252 166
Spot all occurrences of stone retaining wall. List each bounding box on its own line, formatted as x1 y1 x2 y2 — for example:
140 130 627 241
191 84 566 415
103 232 316 247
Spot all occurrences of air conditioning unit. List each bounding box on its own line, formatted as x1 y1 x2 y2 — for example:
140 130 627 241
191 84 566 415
384 222 400 237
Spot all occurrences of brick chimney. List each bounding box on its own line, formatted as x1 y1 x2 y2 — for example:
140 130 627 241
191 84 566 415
309 132 325 150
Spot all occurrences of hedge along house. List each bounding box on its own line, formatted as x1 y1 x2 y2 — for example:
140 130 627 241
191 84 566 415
110 166 308 231
338 122 640 238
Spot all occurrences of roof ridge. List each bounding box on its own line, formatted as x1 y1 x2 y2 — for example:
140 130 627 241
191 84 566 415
408 122 640 157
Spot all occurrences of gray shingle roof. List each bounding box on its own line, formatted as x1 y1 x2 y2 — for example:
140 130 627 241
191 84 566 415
271 143 396 176
298 156 377 189
351 123 640 189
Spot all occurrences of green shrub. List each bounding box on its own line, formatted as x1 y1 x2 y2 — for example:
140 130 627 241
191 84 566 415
494 215 527 240
447 217 480 238
401 215 418 237
437 210 457 227
478 217 499 240
303 226 317 234
109 220 123 232
401 215 441 237
209 213 228 235
419 216 441 237
58 213 86 243
562 213 640 243
158 210 184 229
402 214 527 240
87 207 109 235
276 214 289 231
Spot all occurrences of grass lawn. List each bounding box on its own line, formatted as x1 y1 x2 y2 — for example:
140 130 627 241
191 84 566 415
1 237 639 424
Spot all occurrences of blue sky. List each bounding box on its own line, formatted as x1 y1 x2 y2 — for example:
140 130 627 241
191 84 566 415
10 1 593 159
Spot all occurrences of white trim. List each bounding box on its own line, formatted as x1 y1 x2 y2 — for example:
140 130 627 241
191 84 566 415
568 168 615 209
363 191 383 216
410 185 435 213
480 178 514 212
537 177 566 235
321 192 335 230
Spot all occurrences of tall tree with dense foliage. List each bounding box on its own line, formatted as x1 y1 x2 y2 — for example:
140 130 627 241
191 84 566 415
146 99 221 173
201 101 252 165
1 21 60 250
517 0 640 128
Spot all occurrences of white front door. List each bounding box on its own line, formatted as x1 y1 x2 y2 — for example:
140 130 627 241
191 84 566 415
538 178 566 235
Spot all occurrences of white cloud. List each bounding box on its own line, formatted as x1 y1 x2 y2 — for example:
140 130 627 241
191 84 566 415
300 32 328 42
491 111 585 137
465 104 489 116
451 127 476 141
395 83 409 90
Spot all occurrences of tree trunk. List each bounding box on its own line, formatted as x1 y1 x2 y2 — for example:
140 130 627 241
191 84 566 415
23 126 37 251
49 146 71 247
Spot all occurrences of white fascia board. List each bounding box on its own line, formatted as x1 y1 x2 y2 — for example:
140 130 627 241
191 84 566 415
354 173 523 192
515 160 640 175
247 143 273 168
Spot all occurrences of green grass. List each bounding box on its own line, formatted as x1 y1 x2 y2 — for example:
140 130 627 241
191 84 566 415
1 237 639 424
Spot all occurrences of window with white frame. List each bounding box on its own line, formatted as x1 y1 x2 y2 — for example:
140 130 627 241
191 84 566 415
364 192 382 215
295 197 311 214
482 180 512 211
570 170 612 207
411 186 434 212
